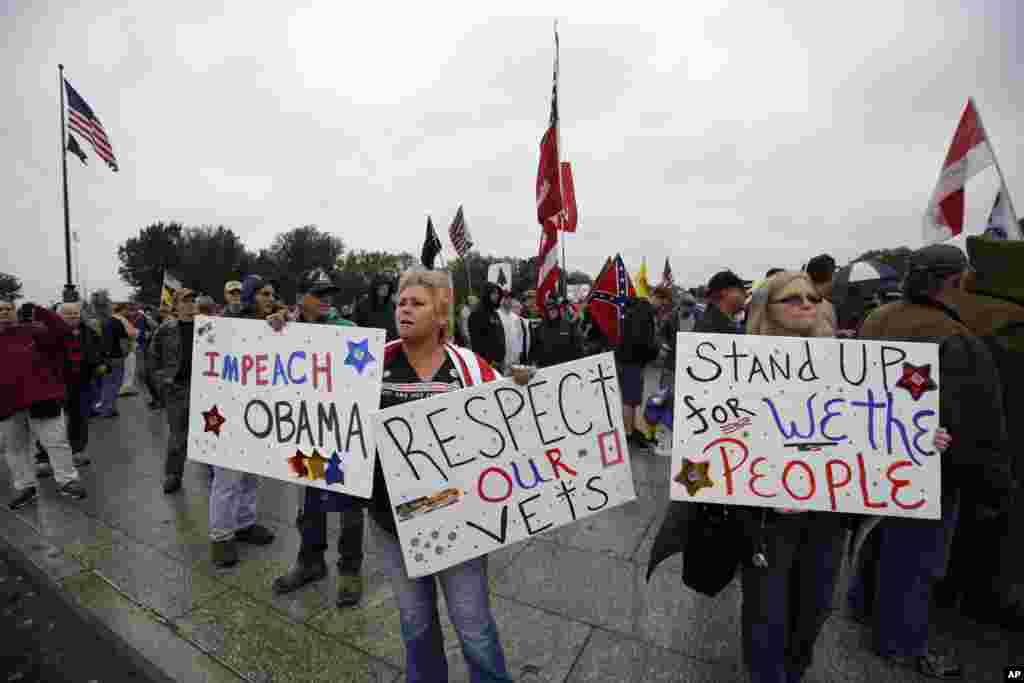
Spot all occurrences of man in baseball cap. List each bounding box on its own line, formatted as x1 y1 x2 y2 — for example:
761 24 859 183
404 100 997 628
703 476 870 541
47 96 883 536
805 254 838 335
695 270 747 334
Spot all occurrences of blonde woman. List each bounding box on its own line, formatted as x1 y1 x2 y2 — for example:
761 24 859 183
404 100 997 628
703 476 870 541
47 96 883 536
740 272 949 683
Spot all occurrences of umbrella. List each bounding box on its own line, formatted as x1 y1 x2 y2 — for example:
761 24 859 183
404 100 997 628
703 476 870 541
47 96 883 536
833 260 900 328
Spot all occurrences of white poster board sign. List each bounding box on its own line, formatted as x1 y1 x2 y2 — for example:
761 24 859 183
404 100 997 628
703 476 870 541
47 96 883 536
671 334 941 519
187 316 386 498
488 262 513 290
373 352 637 577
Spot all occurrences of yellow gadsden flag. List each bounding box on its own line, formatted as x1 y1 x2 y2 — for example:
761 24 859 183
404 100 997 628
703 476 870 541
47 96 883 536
636 257 650 299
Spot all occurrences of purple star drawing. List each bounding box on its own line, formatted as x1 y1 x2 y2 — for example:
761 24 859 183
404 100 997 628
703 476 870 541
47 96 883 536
344 338 375 375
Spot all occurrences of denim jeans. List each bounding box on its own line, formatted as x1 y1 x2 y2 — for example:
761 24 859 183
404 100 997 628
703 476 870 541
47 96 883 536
95 358 125 416
209 465 260 542
374 521 511 683
1 410 79 489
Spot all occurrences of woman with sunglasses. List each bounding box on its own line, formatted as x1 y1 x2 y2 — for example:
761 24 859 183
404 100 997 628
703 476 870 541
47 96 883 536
739 271 950 683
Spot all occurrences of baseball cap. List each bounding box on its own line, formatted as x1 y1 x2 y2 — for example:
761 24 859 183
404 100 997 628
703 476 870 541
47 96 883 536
299 269 340 297
706 270 746 295
805 254 837 278
224 280 242 294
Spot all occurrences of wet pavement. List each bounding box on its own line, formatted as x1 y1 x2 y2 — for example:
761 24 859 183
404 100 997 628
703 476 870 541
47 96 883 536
0 370 1021 682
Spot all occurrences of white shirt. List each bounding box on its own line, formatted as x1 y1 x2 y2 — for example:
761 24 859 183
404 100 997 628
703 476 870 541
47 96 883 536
498 309 529 369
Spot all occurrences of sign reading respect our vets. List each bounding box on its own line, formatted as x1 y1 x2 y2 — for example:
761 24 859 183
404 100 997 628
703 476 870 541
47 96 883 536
373 353 636 577
671 334 942 519
187 316 386 498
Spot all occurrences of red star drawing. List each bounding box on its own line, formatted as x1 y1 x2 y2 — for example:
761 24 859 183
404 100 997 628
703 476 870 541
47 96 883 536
896 363 937 401
287 450 309 478
201 405 226 436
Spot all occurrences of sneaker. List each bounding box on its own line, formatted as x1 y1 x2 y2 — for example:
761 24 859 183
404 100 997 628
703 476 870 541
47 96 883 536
336 572 364 608
163 475 182 494
72 453 91 468
57 481 87 500
8 487 38 510
272 558 328 595
211 540 239 568
627 431 650 451
234 524 275 545
35 461 54 478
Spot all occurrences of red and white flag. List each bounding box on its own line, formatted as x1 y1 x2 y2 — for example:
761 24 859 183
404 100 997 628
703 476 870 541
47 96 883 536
448 205 473 258
560 161 577 233
923 99 995 242
535 24 563 309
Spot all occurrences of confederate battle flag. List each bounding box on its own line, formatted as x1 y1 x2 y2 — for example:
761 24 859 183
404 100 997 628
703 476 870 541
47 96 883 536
587 254 636 346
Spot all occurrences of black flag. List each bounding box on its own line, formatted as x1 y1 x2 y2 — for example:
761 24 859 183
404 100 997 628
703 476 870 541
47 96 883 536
421 216 442 269
67 133 88 165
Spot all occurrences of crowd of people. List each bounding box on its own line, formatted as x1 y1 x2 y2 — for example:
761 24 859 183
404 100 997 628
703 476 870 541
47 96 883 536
1 235 1022 682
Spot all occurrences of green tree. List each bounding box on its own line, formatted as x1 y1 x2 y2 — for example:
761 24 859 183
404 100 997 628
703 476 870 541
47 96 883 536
178 225 254 301
0 272 23 301
269 225 346 303
117 222 185 304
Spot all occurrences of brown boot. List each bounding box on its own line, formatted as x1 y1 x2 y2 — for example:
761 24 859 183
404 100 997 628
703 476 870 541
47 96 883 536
211 540 238 568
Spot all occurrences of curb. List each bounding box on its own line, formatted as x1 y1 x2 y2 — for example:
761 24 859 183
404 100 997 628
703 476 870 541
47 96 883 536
0 529 176 683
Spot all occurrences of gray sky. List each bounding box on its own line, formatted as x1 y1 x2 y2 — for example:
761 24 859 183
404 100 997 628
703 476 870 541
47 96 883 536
4 2 1022 303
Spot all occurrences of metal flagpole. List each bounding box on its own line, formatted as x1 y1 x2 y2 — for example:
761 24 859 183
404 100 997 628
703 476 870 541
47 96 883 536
971 97 1020 230
59 64 77 302
554 20 569 299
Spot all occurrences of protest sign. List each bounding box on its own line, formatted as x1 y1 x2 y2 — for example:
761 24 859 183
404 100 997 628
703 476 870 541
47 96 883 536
373 352 636 577
671 334 941 519
187 315 385 498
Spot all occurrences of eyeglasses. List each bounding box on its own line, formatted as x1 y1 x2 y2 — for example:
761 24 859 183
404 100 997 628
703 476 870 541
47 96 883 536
770 293 822 306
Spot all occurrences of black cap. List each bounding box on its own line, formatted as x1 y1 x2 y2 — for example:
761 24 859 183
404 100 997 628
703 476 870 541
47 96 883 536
706 270 746 295
299 269 340 297
907 244 968 276
805 254 837 278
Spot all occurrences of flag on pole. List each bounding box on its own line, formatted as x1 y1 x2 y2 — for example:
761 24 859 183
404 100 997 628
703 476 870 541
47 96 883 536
161 271 182 308
984 185 1021 240
64 79 118 172
421 216 443 269
660 257 674 288
586 254 635 346
66 133 88 165
923 99 995 242
536 23 563 309
559 162 577 232
636 257 650 298
448 206 473 258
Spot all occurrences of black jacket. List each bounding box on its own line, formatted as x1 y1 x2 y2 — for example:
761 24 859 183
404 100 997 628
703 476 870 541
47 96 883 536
354 275 398 341
530 316 580 368
693 302 739 335
468 283 506 368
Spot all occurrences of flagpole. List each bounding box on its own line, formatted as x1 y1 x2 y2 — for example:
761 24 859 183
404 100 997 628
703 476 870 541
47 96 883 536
553 19 568 300
58 65 76 303
971 97 1020 226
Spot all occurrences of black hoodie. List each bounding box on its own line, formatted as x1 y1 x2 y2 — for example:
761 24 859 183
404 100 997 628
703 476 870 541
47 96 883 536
467 282 506 368
354 275 398 341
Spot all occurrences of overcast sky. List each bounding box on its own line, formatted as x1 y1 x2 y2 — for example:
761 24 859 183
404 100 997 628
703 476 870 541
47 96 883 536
4 2 1022 303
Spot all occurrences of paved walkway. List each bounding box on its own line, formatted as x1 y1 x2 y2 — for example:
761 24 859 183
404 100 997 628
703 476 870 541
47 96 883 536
0 374 1021 682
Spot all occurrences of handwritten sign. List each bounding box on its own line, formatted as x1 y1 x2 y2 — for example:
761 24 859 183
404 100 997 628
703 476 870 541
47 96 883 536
373 353 637 577
670 334 941 519
187 316 385 498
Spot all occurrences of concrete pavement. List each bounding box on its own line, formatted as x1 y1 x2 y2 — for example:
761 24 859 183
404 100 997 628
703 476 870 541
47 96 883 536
0 372 1021 682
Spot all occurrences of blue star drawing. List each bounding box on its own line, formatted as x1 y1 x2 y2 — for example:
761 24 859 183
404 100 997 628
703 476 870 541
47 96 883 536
345 338 375 375
325 451 345 486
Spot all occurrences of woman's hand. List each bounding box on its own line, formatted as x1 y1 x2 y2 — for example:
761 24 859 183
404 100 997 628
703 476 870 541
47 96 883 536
932 427 952 453
267 310 289 332
511 365 536 386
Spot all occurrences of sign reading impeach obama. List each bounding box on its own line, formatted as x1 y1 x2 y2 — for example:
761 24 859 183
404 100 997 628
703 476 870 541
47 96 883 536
373 353 637 577
187 316 385 498
671 334 942 519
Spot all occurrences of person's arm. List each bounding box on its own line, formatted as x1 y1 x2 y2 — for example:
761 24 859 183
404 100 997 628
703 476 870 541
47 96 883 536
30 304 72 349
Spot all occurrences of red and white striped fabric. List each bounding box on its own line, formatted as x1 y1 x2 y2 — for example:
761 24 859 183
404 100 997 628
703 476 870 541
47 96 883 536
535 24 563 309
382 340 499 389
64 79 118 172
923 99 994 242
448 206 473 257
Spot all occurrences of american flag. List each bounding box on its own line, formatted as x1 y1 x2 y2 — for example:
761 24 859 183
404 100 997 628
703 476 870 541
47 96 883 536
64 79 118 172
535 22 562 309
448 206 473 257
661 257 674 288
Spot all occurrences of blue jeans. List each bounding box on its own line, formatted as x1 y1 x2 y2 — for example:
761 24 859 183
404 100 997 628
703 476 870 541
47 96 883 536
209 466 260 542
375 521 511 683
94 358 125 416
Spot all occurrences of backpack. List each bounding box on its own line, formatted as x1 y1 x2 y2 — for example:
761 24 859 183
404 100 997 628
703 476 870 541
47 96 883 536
621 299 659 364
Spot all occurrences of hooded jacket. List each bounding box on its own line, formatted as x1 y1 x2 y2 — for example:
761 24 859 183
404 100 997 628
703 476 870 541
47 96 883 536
0 306 72 420
467 282 506 368
354 275 398 341
530 310 580 368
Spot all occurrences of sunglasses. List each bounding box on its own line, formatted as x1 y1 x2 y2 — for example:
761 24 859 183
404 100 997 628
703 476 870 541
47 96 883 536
770 293 822 306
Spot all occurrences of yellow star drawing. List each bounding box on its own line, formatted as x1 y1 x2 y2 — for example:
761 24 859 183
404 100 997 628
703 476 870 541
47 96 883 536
305 449 329 481
674 459 714 496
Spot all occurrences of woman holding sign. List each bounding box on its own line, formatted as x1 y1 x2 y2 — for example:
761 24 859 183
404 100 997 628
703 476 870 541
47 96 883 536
742 272 954 683
372 270 513 683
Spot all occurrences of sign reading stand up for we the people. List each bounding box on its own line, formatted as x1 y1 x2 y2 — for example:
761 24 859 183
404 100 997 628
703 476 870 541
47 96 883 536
671 334 942 519
187 316 386 498
373 353 637 577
